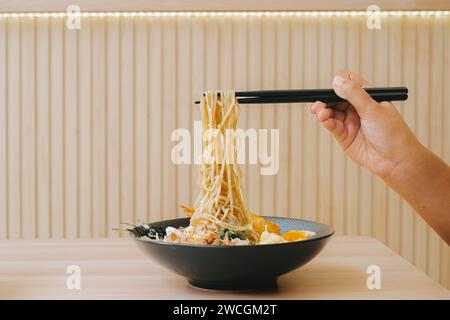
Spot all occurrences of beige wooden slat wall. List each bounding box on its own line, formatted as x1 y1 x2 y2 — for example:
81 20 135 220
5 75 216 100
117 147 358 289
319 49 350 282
0 14 449 289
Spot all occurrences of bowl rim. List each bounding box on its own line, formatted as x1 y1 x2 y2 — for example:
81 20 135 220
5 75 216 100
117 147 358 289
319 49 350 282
133 216 335 249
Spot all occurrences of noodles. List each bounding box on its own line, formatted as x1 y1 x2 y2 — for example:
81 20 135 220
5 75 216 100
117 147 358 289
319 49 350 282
159 90 315 245
187 91 258 244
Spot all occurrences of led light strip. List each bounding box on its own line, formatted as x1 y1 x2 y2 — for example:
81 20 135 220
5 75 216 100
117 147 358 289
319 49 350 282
0 11 449 18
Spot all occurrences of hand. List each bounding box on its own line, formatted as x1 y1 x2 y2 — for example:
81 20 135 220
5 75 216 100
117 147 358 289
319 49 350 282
310 70 450 244
309 70 420 180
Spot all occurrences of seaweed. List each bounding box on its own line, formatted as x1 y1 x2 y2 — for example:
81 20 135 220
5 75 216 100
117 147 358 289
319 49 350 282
113 221 166 240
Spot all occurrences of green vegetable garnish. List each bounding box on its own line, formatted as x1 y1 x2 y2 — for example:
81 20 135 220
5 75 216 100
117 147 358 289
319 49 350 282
218 228 226 240
218 228 249 241
238 230 248 240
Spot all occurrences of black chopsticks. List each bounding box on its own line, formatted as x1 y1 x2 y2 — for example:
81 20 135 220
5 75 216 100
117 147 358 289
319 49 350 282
194 87 408 105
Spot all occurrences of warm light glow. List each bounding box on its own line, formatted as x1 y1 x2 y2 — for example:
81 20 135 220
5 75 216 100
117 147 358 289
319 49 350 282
0 11 448 18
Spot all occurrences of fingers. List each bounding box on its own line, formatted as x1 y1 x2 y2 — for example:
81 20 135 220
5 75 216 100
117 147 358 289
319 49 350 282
332 73 378 119
309 101 328 117
309 100 323 114
311 103 333 122
309 101 347 143
322 118 347 144
317 108 333 122
310 101 346 122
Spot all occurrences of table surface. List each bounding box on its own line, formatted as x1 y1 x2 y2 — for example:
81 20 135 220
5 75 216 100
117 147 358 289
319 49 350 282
0 236 449 300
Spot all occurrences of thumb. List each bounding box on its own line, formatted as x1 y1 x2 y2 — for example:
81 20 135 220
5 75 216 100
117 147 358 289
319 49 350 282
332 75 378 119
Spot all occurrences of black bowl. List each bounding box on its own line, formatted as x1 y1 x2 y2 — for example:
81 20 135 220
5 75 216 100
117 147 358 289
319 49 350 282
134 216 334 290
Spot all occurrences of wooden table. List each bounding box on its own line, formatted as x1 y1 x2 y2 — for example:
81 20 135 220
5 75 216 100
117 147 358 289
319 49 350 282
0 236 448 299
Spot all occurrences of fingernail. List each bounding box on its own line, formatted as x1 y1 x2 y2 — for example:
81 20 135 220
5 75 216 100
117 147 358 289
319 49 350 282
318 108 328 120
333 75 345 87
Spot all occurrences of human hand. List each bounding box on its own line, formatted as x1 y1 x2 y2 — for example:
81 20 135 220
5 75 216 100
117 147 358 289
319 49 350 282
310 70 420 180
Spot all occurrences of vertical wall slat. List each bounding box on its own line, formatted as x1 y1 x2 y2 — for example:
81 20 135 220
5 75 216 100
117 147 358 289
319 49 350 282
78 18 92 238
205 17 218 97
134 17 149 222
92 18 107 237
7 18 22 239
0 19 6 239
120 18 135 225
261 17 276 215
148 19 164 221
36 17 51 239
175 16 192 217
233 17 249 195
275 18 290 217
148 18 162 220
106 17 120 236
21 18 37 239
219 17 232 89
190 18 205 206
288 17 303 220
64 21 78 238
246 17 262 214
149 19 164 219
49 17 64 238
162 17 177 219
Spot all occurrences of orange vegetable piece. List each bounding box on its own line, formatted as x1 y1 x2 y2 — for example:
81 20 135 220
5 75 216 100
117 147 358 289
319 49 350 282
251 214 281 235
180 205 195 218
282 230 309 242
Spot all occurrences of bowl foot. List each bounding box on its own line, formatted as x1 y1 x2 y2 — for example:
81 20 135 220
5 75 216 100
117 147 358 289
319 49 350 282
188 278 278 291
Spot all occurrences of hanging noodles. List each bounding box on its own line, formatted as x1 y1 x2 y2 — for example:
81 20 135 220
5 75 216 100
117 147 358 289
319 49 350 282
186 91 258 244
158 90 316 245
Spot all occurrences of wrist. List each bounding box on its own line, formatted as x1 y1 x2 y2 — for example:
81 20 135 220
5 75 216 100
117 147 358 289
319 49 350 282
381 139 450 245
382 140 428 186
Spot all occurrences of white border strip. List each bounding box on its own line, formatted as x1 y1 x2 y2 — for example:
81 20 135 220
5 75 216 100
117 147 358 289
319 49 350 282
0 11 449 18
